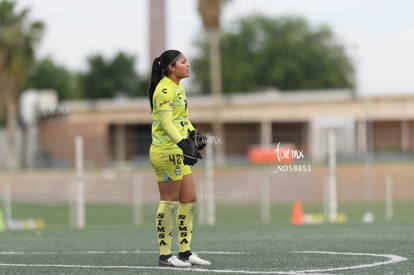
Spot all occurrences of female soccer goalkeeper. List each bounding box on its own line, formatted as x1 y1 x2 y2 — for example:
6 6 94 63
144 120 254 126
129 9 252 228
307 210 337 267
147 49 210 267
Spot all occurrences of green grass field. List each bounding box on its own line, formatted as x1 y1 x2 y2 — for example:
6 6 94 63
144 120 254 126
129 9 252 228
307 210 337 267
1 202 413 274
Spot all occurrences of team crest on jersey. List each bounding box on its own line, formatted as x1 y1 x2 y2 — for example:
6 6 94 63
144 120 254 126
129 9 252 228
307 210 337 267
175 166 181 176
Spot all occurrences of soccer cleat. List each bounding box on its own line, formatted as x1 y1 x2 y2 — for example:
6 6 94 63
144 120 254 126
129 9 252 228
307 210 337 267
158 255 192 267
179 251 211 265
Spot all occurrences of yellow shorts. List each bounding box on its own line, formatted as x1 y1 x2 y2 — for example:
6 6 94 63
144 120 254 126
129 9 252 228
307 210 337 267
149 148 192 182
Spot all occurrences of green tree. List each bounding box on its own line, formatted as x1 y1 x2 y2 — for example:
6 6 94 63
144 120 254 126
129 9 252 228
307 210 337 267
0 0 44 169
192 14 355 94
25 57 82 100
80 51 146 99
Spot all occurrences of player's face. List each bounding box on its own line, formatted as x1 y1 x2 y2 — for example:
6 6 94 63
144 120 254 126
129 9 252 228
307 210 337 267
171 54 190 79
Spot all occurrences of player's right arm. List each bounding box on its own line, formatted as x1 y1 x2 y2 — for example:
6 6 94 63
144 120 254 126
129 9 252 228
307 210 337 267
154 87 201 165
154 87 182 143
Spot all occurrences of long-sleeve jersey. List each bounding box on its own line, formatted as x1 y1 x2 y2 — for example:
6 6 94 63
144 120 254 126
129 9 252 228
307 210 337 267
150 76 195 152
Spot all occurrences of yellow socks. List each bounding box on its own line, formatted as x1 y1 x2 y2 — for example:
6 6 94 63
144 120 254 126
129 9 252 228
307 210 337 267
155 201 195 256
156 201 177 256
176 202 195 253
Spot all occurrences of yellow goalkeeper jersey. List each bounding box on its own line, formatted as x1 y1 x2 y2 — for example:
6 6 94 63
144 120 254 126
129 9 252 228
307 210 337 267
151 76 195 151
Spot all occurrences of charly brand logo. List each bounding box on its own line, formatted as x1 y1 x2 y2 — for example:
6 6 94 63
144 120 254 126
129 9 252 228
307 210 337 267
273 142 311 173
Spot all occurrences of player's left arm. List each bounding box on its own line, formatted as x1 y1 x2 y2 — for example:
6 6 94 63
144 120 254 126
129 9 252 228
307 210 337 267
188 120 196 132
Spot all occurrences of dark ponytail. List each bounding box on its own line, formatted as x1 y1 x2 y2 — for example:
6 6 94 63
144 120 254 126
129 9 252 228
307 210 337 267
147 49 182 111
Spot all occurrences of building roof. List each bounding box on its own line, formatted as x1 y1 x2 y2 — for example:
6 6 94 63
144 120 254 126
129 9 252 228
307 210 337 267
58 89 414 124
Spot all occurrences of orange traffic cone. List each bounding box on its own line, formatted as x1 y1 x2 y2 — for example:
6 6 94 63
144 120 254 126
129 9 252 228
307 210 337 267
291 200 304 225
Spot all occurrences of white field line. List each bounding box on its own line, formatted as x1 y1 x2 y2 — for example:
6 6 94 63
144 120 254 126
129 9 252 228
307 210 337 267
0 250 407 274
0 263 332 275
292 251 407 273
0 250 248 255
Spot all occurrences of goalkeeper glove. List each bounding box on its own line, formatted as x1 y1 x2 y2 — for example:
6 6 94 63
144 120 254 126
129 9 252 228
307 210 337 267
189 129 208 150
177 139 202 166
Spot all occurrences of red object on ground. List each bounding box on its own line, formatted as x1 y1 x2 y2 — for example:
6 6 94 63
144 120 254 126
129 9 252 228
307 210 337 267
291 200 304 225
247 144 295 164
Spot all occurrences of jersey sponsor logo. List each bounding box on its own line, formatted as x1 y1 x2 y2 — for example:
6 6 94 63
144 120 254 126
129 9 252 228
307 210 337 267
159 100 170 108
162 88 167 94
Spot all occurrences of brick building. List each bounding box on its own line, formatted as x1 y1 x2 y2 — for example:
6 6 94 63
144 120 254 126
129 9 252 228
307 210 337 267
36 89 414 167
